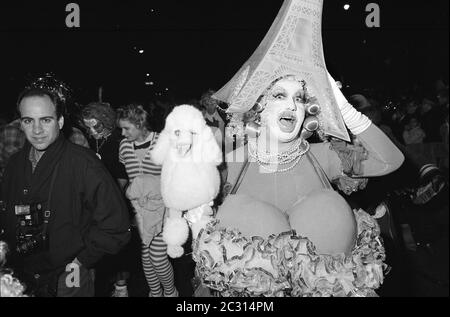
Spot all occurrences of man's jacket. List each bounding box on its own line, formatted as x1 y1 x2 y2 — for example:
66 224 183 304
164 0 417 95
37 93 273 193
0 134 130 274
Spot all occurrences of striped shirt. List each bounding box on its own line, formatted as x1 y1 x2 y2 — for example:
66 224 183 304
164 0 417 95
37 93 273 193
119 132 161 181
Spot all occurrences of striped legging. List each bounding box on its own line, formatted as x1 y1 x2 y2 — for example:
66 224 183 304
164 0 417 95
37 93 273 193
141 233 176 296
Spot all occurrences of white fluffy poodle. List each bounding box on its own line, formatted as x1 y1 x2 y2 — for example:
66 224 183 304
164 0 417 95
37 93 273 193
151 105 222 258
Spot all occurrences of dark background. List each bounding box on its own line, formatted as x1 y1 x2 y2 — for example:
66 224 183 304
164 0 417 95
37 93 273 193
0 0 448 118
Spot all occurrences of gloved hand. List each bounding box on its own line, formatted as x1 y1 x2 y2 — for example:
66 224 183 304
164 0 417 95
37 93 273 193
327 72 372 135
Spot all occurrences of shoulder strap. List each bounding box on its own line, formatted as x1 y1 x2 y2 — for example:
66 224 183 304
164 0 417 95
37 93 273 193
230 145 250 195
306 151 333 190
230 159 250 195
230 145 333 194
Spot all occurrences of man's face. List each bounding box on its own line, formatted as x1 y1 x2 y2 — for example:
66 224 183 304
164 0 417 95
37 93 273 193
437 94 448 107
19 95 64 151
409 118 419 128
421 102 432 114
204 98 218 115
406 102 418 114
260 78 305 143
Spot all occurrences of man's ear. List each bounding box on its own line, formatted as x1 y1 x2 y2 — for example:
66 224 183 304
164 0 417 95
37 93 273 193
58 116 64 130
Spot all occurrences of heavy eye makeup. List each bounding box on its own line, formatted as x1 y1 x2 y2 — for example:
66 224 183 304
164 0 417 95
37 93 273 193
293 91 306 103
268 88 287 100
268 87 305 103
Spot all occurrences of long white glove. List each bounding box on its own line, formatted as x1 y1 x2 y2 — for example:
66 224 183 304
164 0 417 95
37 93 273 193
327 73 372 135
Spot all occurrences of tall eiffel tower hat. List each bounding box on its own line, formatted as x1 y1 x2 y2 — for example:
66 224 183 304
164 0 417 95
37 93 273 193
213 0 350 141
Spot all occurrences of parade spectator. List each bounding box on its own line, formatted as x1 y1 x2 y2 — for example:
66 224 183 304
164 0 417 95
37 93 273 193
117 104 178 297
0 76 130 297
81 102 133 297
403 116 426 145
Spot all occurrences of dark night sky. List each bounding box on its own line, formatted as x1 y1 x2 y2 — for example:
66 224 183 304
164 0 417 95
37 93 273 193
0 0 448 117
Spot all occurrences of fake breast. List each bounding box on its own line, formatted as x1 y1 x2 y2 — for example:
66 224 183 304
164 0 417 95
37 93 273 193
217 189 357 255
288 189 357 255
216 194 290 239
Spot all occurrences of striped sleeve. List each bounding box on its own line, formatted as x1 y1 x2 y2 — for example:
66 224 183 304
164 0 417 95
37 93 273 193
119 139 126 165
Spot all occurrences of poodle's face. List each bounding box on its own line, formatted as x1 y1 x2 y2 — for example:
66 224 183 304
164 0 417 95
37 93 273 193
165 105 206 158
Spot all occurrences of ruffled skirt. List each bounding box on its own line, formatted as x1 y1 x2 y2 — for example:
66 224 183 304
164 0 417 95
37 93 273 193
192 209 387 297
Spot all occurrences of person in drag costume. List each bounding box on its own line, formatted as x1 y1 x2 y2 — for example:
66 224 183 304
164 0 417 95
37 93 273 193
191 0 404 297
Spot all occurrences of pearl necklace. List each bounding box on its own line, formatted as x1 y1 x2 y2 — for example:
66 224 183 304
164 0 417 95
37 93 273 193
248 138 310 173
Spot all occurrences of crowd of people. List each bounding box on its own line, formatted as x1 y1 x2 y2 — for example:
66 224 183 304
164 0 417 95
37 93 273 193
348 84 449 205
0 75 448 298
0 77 229 297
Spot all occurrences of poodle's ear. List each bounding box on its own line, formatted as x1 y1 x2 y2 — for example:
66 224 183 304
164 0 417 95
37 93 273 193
199 125 222 165
151 129 171 165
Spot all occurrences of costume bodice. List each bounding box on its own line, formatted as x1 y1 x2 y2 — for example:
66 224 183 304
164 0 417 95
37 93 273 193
193 144 386 297
217 146 356 251
223 147 332 214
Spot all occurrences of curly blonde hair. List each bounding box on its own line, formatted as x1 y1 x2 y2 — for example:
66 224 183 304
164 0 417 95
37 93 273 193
117 104 152 131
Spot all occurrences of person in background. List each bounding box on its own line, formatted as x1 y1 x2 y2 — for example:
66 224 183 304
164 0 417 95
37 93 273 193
358 98 446 206
0 119 23 183
402 116 426 145
200 90 227 148
80 102 133 297
0 75 130 297
439 110 449 172
437 89 449 112
405 99 420 117
420 98 444 143
200 90 231 205
117 104 178 297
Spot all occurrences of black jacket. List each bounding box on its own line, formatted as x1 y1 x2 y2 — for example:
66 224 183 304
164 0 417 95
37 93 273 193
0 134 130 274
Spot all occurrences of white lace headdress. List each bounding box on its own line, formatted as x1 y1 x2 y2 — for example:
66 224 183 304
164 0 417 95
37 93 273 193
213 0 350 141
